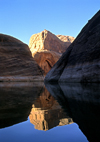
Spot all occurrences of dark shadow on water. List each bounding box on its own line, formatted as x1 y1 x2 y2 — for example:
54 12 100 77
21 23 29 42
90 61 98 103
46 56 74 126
0 82 44 128
45 82 100 142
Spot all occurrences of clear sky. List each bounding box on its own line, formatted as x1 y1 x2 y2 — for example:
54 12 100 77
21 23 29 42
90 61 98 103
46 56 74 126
0 0 99 44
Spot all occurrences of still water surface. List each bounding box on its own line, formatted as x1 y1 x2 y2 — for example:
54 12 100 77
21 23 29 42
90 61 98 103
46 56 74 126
0 82 100 142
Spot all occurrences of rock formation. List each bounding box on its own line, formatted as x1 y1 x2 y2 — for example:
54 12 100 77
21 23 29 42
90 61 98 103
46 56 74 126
29 29 74 55
29 30 74 75
45 10 100 82
57 35 74 43
29 87 73 131
0 34 43 81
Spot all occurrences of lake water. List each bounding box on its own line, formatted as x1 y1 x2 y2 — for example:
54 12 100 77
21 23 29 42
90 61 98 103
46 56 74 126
0 82 100 142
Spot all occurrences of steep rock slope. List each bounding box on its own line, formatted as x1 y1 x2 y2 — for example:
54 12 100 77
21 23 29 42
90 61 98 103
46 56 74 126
0 34 43 81
29 30 74 75
45 10 100 82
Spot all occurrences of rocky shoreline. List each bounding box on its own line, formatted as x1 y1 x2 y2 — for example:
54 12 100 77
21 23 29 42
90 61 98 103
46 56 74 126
0 76 44 82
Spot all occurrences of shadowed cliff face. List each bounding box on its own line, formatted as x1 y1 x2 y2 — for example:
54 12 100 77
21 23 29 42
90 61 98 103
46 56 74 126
0 34 43 81
34 51 61 75
29 87 73 131
0 82 44 128
45 10 100 82
45 82 100 142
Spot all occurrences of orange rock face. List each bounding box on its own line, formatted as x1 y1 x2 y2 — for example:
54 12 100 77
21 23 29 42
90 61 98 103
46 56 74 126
34 50 61 75
29 30 74 75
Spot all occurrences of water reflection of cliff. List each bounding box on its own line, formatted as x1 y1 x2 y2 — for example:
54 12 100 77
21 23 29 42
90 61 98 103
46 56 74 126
45 83 100 142
1 81 99 142
0 82 44 128
29 88 73 131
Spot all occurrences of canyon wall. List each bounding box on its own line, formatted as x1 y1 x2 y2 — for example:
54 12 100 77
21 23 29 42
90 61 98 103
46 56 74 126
45 10 100 82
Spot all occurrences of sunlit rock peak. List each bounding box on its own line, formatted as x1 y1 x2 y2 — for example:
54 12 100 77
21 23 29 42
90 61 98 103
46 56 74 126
29 29 75 56
29 30 75 75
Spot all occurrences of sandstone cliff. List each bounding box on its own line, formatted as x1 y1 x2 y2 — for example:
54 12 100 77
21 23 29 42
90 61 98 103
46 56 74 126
29 30 74 75
45 10 100 83
0 34 43 81
57 35 74 43
29 30 74 55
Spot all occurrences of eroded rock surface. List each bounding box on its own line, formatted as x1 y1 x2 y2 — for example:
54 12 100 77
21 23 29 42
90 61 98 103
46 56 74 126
45 10 100 82
0 34 43 81
29 30 74 75
57 35 74 43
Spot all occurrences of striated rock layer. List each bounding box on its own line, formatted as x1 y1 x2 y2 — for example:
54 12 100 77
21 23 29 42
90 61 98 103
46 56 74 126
45 10 100 83
29 30 74 75
0 34 43 81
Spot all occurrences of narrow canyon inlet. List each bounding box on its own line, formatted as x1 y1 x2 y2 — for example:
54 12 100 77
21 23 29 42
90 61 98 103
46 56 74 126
0 82 100 142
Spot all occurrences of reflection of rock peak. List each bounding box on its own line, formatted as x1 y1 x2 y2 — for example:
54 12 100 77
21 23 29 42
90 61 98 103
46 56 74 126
29 87 73 131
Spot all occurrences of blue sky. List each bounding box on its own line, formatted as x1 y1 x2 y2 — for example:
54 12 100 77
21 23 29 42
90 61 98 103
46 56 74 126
0 0 99 44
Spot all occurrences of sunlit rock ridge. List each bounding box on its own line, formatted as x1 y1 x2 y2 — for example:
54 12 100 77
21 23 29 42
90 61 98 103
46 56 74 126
29 30 74 75
45 10 100 83
29 29 74 55
0 34 43 81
